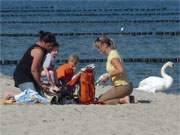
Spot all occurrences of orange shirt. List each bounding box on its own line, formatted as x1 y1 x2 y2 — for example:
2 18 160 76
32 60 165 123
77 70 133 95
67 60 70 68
56 63 74 83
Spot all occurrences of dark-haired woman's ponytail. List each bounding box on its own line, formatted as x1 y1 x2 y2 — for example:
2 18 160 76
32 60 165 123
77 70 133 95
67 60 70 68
39 31 46 40
39 30 44 35
38 31 56 44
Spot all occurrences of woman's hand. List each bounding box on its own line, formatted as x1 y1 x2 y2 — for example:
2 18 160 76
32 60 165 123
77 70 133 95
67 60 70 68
40 84 50 93
40 84 57 96
100 73 110 83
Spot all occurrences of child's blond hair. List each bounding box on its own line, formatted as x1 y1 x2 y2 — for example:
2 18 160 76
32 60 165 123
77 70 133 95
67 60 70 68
68 54 79 63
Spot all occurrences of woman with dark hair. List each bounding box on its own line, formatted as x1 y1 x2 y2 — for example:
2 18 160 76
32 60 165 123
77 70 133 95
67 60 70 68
94 35 134 104
13 31 58 95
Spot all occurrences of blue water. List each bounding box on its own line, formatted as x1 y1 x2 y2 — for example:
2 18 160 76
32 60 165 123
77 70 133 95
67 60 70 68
0 0 180 94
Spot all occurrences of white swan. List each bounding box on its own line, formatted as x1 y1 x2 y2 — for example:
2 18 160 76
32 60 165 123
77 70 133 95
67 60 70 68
134 61 174 93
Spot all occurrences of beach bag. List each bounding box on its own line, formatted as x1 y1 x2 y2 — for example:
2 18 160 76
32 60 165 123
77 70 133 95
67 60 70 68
66 65 95 104
79 68 95 104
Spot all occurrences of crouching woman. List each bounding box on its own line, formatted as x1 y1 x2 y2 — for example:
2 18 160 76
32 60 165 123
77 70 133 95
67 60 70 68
13 31 57 96
94 36 134 104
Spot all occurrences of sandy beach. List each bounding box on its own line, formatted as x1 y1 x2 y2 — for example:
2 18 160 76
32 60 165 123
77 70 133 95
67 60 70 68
0 74 179 135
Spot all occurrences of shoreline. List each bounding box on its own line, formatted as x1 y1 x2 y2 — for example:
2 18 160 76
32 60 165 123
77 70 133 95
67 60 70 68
0 74 180 135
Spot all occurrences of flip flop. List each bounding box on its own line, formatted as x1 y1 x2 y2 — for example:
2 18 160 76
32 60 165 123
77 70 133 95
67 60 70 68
130 95 135 103
0 99 15 105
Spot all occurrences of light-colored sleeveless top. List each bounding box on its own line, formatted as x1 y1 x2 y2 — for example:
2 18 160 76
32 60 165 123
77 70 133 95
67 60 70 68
106 50 129 86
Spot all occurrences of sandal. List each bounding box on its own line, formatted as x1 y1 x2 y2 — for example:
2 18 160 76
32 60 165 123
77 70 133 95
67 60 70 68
129 95 135 103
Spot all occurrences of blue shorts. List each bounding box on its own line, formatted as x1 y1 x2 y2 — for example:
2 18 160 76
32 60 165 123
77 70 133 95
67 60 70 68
18 82 44 96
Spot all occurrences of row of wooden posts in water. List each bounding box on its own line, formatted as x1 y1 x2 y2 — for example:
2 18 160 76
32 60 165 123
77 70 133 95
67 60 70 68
1 58 179 65
0 32 180 37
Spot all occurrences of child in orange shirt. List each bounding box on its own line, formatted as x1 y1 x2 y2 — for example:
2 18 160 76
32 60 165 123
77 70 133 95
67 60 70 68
56 54 79 92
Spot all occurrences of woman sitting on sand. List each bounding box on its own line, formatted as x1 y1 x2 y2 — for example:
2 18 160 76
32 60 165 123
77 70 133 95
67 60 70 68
94 35 134 104
13 31 58 96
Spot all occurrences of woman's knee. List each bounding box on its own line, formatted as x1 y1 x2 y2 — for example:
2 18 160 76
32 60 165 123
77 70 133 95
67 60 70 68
98 87 117 102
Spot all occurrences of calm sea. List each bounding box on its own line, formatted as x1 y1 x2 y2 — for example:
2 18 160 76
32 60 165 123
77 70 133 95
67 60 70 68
0 0 180 94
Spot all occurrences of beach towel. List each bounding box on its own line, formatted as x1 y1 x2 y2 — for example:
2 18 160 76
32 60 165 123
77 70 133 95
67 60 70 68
14 89 49 104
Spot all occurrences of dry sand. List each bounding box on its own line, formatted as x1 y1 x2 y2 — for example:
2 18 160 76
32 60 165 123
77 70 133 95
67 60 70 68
0 74 180 135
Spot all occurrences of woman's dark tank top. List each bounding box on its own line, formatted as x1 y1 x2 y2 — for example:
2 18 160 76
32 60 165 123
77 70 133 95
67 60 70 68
13 44 47 87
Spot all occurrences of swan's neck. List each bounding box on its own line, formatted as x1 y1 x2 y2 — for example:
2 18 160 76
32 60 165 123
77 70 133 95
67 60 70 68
161 65 168 78
161 65 173 88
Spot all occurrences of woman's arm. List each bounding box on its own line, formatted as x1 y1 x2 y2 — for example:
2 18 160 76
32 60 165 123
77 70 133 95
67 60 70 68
31 48 44 86
101 58 124 82
110 58 124 77
31 48 50 92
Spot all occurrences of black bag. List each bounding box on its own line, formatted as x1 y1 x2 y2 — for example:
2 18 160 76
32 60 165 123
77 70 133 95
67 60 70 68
50 85 75 105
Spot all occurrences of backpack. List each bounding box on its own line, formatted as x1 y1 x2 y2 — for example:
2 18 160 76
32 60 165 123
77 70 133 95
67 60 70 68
67 66 95 104
79 68 95 104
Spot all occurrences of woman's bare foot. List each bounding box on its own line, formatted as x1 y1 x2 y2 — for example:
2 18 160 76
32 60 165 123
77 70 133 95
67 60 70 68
119 95 135 104
3 90 18 100
119 96 130 104
3 98 15 104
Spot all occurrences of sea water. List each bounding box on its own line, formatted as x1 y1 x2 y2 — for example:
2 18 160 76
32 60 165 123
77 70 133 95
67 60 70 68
0 0 180 94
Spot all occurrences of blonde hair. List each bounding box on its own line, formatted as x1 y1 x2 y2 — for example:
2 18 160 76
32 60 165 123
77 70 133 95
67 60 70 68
94 35 117 49
68 54 79 63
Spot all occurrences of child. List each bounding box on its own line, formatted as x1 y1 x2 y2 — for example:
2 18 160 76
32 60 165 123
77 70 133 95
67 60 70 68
56 54 79 92
41 45 59 86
